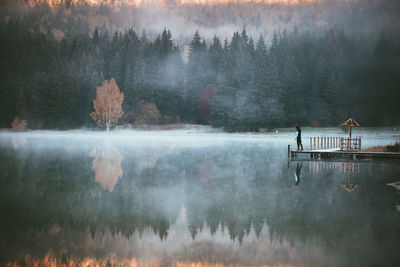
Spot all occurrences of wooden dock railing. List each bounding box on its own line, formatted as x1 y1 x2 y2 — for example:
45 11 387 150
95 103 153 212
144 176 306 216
309 136 362 151
340 137 362 151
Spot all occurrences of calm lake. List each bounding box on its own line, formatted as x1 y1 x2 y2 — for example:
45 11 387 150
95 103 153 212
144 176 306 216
0 128 399 266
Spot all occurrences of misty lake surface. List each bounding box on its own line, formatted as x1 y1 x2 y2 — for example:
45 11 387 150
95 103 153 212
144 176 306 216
0 128 399 266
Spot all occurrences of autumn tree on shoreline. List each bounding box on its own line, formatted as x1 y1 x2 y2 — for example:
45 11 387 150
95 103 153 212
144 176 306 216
135 102 161 125
11 117 27 132
90 78 124 131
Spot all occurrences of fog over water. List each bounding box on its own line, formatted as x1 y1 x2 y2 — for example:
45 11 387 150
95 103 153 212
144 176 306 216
1 127 398 147
0 128 399 266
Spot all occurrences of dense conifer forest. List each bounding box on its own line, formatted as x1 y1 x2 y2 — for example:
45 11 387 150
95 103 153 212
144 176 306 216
1 1 400 130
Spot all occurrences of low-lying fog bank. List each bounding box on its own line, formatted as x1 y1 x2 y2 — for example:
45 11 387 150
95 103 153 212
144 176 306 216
1 127 399 149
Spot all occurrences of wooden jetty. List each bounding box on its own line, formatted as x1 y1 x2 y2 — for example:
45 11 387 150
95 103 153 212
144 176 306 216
289 134 400 161
290 148 400 161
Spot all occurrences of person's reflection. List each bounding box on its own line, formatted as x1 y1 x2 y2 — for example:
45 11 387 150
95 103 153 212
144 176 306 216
294 163 302 185
90 144 123 192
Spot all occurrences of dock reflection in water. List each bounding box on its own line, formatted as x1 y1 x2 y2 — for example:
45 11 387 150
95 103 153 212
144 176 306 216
0 133 399 266
305 161 361 192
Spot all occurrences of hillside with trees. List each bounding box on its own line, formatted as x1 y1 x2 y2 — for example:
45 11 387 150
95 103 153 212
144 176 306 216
2 0 400 44
0 1 399 130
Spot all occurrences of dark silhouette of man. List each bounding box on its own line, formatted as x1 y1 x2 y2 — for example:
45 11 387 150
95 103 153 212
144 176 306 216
296 126 303 151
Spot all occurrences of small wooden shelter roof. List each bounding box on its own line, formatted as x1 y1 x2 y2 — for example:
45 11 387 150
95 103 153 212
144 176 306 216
341 118 360 127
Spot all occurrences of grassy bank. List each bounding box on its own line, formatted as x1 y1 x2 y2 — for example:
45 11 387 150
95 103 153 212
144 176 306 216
363 142 400 152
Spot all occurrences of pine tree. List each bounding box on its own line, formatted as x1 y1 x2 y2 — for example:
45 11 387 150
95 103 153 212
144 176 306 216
184 31 210 123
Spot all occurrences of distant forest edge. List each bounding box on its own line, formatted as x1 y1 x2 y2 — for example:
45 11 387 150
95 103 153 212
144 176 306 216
1 13 400 130
2 0 400 42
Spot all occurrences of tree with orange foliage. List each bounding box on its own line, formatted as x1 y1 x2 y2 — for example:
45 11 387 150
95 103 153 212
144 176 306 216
11 117 27 132
135 102 161 125
90 78 124 131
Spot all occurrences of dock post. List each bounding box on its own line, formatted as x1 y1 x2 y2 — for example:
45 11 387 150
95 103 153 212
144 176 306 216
288 145 290 160
310 137 312 150
314 137 316 150
359 137 362 150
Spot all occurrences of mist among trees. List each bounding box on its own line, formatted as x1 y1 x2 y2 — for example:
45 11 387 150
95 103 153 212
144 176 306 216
0 1 400 130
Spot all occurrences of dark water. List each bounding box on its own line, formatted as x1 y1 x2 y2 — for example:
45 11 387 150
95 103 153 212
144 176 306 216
0 130 399 266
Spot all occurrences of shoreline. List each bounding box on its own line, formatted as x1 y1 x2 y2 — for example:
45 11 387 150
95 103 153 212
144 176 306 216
1 125 399 133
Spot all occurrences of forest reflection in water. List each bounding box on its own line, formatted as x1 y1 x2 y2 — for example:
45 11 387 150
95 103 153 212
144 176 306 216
0 131 400 266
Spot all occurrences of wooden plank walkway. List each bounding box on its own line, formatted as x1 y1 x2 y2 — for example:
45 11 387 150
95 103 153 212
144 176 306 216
290 156 400 164
290 149 400 160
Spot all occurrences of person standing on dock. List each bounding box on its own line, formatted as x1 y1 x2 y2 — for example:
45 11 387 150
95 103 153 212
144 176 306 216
296 126 303 151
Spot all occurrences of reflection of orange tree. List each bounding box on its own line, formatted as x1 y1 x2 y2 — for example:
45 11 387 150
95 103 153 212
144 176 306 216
90 146 123 192
11 137 27 150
